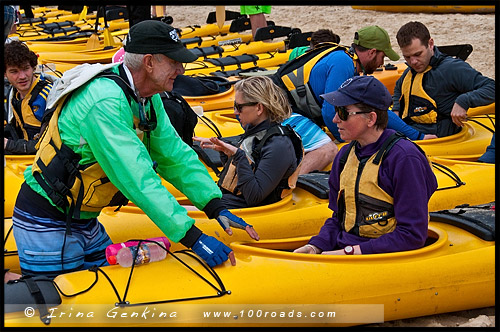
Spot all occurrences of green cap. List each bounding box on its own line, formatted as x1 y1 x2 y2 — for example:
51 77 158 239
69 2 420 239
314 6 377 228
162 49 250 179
353 25 400 61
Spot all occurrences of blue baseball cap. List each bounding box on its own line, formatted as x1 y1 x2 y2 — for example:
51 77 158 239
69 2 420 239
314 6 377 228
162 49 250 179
320 76 392 110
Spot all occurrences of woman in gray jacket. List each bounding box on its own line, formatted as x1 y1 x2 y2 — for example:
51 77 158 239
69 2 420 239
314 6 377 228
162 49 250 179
194 76 303 209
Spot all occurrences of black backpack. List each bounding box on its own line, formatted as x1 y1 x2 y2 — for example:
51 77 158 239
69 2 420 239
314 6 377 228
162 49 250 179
160 91 198 146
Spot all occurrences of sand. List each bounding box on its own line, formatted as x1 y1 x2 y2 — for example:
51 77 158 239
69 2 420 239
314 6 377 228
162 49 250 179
168 5 495 80
165 5 495 328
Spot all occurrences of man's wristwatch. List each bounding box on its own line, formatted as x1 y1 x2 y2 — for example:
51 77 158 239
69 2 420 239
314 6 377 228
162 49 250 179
343 245 354 255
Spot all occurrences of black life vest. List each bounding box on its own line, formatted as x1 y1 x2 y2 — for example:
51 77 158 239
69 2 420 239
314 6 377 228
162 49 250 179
218 123 304 203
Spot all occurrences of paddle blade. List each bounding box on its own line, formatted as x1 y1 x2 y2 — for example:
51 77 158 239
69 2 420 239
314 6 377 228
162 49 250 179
86 33 100 49
215 6 225 29
103 28 114 47
78 6 88 21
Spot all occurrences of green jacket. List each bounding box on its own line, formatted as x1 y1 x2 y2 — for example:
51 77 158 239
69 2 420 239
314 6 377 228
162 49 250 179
24 64 222 242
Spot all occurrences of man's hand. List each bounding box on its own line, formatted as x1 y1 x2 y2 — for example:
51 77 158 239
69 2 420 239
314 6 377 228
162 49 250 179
191 233 236 267
450 103 468 127
216 209 260 240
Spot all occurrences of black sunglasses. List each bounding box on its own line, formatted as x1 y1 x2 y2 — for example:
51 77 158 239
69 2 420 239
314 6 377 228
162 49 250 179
335 106 373 121
234 101 258 113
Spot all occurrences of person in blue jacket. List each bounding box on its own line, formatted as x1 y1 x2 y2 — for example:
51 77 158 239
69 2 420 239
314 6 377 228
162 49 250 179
278 25 434 175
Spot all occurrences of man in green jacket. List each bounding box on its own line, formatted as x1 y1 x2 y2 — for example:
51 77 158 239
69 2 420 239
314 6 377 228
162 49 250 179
12 20 259 278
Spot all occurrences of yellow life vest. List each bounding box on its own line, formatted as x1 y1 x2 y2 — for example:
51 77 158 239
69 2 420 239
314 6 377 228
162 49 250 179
31 69 144 225
274 43 358 121
10 75 53 140
399 66 438 124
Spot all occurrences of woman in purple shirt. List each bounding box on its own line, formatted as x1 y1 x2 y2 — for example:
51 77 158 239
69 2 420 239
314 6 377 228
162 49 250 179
294 76 437 255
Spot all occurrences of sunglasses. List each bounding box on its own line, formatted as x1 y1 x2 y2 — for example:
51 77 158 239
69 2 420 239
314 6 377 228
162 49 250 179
234 101 258 113
335 106 373 121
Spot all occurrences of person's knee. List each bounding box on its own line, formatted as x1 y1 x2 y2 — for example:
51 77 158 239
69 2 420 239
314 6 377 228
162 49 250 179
300 141 338 174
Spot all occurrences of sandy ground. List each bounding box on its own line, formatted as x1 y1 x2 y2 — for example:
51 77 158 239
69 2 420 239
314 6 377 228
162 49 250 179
168 5 495 80
165 5 495 328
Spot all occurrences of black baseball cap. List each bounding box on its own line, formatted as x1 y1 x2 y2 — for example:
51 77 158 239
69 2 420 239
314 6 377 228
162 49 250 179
320 76 392 110
124 20 197 63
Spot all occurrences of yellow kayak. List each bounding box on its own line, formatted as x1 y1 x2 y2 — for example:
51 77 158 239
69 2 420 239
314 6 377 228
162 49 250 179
4 154 495 251
187 108 495 159
184 50 292 76
4 204 495 327
179 23 231 39
3 111 494 219
351 5 495 13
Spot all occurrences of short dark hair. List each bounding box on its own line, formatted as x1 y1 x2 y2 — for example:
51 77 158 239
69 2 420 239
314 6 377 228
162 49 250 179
4 40 38 72
355 103 388 130
396 21 431 48
310 29 340 48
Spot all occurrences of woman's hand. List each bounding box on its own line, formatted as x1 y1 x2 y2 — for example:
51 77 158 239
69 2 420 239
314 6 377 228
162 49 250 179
293 244 321 254
193 136 238 157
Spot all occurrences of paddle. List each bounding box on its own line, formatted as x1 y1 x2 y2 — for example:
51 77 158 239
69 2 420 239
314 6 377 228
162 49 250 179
85 6 101 49
215 6 225 29
78 5 88 21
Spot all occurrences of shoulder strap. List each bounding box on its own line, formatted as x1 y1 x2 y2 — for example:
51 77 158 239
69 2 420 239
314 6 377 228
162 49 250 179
251 124 303 165
96 64 137 104
339 140 357 173
27 77 51 107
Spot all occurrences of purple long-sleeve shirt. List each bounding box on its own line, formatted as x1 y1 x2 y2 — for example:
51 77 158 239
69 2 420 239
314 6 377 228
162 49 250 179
309 129 438 254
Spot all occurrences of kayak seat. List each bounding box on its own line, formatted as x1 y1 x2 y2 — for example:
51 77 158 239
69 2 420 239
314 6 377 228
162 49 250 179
190 46 225 59
181 37 203 46
210 66 271 78
205 54 259 71
429 202 495 241
18 17 47 25
4 275 61 325
296 171 330 199
42 26 80 36
173 75 231 96
34 31 95 42
38 21 75 30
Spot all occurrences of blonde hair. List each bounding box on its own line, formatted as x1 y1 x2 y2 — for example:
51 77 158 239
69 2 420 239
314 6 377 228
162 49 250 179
234 76 292 123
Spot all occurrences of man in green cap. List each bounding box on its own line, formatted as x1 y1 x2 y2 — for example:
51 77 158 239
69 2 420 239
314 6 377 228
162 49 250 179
277 25 428 175
11 20 259 278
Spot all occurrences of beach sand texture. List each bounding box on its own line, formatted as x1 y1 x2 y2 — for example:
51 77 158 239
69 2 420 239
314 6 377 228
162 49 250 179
166 5 495 328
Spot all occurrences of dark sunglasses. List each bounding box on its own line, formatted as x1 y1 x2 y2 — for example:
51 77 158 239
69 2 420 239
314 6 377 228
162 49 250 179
234 101 258 113
335 106 372 121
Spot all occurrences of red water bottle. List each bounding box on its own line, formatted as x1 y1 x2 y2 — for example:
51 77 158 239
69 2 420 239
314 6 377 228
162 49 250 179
105 237 170 265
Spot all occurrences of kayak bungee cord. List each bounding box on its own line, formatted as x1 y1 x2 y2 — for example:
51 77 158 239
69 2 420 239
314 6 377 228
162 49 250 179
431 161 465 191
196 113 223 138
49 238 229 308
